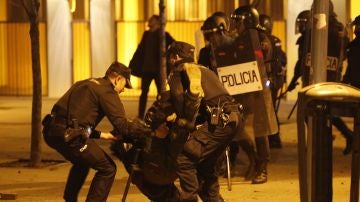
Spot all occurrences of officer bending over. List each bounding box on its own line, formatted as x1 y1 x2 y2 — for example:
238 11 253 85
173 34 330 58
167 41 243 201
42 61 147 202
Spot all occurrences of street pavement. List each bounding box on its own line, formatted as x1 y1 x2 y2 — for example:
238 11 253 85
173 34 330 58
0 96 355 201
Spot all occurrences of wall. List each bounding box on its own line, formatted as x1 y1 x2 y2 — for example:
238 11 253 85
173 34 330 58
46 0 72 97
90 0 116 78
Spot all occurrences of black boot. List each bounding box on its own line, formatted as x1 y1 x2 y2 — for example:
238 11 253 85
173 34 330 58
238 139 258 181
332 116 353 155
268 133 282 149
252 161 267 184
252 137 270 184
343 136 353 155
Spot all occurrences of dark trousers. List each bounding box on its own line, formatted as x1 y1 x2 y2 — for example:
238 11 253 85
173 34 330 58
176 123 236 202
44 134 116 202
139 72 162 119
255 136 270 164
332 116 353 140
269 83 281 142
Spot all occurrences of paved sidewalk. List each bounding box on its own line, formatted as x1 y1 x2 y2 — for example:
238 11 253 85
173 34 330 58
0 96 354 201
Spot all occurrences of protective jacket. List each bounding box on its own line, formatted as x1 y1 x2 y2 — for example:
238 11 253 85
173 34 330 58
343 36 360 88
49 77 143 141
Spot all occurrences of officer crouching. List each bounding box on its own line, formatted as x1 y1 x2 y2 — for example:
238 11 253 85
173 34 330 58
42 61 149 202
166 41 244 201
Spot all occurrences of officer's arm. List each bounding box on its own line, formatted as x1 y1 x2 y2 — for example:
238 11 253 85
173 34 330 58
98 90 135 139
287 60 301 92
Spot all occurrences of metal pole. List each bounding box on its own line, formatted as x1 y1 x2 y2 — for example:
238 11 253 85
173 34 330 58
121 148 142 202
225 147 232 191
350 108 360 202
297 92 307 202
159 0 167 93
310 0 329 84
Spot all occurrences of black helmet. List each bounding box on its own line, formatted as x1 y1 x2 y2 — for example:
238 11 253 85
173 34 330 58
201 13 229 34
295 10 311 34
259 14 273 33
211 11 230 32
230 5 260 29
201 16 220 34
167 41 195 61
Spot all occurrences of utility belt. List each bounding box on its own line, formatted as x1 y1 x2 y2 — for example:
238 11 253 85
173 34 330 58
206 102 243 128
42 114 91 142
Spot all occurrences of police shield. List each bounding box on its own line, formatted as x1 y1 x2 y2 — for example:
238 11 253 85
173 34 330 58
303 20 348 84
213 29 278 137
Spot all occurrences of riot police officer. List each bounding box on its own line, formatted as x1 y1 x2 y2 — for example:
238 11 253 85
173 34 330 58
288 1 350 89
42 61 147 202
288 7 352 155
333 15 360 155
198 12 233 71
259 14 287 148
167 41 242 201
287 10 311 91
198 13 258 180
230 5 277 184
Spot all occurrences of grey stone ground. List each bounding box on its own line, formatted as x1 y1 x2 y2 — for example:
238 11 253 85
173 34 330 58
0 96 355 201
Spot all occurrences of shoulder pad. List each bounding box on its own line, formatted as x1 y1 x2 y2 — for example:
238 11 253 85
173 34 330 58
182 63 204 96
89 78 101 85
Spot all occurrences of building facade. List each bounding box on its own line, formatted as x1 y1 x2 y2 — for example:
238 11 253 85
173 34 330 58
0 0 358 99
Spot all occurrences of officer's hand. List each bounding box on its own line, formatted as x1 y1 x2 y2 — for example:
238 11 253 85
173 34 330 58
100 132 117 140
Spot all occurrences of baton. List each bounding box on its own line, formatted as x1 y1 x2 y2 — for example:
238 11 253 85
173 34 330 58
225 146 232 191
287 100 298 120
276 81 300 115
275 84 286 113
122 148 142 202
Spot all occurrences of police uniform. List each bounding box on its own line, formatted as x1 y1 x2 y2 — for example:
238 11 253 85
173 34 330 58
268 35 286 101
198 14 258 180
289 13 349 88
289 10 353 155
164 41 242 202
332 16 360 155
226 6 278 184
288 32 309 89
42 62 140 202
172 64 241 202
